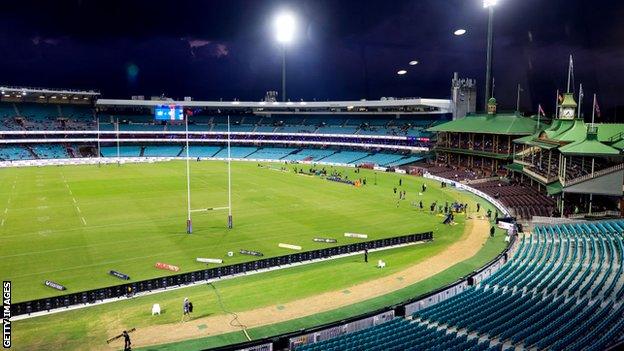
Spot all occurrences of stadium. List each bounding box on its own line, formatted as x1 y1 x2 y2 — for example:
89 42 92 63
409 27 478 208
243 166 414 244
1 1 624 351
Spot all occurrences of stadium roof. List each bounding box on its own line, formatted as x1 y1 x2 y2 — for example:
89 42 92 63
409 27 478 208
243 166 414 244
427 112 543 135
556 119 589 142
559 127 621 156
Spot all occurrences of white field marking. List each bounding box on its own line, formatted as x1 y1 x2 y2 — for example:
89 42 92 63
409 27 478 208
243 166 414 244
72 198 77 204
0 185 389 239
76 206 81 213
10 240 427 321
1 219 4 226
69 190 73 195
81 217 87 225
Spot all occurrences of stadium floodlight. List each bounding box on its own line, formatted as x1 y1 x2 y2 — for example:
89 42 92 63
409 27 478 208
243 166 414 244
483 0 498 8
274 12 296 44
454 29 467 36
397 70 407 75
274 11 296 102
409 60 419 65
231 100 240 105
483 0 497 106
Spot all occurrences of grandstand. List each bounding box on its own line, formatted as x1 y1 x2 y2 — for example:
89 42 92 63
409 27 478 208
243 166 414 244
426 95 624 221
295 219 624 351
0 97 443 168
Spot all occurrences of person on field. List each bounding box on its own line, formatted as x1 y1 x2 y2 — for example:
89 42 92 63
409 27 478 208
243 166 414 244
399 178 402 186
364 248 368 263
476 203 481 212
123 330 132 351
182 297 191 322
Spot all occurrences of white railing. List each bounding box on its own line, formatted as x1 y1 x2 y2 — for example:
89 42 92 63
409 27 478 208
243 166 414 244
0 130 411 140
561 163 624 187
0 156 365 169
523 167 558 184
463 176 501 185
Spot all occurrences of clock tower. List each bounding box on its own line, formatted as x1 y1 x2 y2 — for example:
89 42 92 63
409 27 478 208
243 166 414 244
559 92 577 120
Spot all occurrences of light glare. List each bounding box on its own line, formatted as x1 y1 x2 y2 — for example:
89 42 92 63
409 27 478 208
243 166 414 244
397 70 407 75
483 0 498 8
409 60 419 65
275 12 296 44
454 29 467 36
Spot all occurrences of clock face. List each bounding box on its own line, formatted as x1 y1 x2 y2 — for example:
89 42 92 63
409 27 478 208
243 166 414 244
561 108 575 118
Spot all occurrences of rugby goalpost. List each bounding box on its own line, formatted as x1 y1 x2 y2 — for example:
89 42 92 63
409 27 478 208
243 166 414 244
185 113 233 234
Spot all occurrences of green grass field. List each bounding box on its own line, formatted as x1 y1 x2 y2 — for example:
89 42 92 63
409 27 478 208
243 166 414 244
1 160 504 350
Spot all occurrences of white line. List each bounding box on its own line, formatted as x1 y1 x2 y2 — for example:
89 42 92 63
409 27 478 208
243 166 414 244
72 198 77 204
76 206 81 213
69 190 73 195
1 219 4 226
81 217 87 225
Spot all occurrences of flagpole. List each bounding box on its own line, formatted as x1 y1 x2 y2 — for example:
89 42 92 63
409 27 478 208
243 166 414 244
591 94 596 127
566 55 573 93
185 110 192 234
516 84 521 112
555 89 560 119
227 114 233 229
577 83 583 119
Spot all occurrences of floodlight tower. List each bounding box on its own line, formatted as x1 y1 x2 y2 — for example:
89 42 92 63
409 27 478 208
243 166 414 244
483 0 498 107
274 12 296 102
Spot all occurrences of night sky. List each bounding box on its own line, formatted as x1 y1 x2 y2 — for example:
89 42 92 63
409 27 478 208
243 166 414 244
0 0 622 118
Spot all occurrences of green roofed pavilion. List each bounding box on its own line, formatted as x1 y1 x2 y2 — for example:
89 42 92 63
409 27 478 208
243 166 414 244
427 112 543 135
559 126 621 156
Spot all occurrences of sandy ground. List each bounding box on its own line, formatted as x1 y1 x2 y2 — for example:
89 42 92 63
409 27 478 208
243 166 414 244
110 218 491 349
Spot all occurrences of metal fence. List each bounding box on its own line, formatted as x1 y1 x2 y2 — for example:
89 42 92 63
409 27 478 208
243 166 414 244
11 232 433 316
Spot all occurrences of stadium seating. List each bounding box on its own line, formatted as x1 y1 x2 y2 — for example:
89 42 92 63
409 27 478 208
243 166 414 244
213 146 258 158
282 149 337 162
319 151 369 164
142 146 182 157
249 147 297 160
0 146 32 160
297 219 624 351
31 144 68 159
186 146 222 158
100 146 142 157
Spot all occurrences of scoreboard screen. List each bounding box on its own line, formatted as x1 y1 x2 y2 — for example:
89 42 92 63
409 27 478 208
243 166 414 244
155 105 184 121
